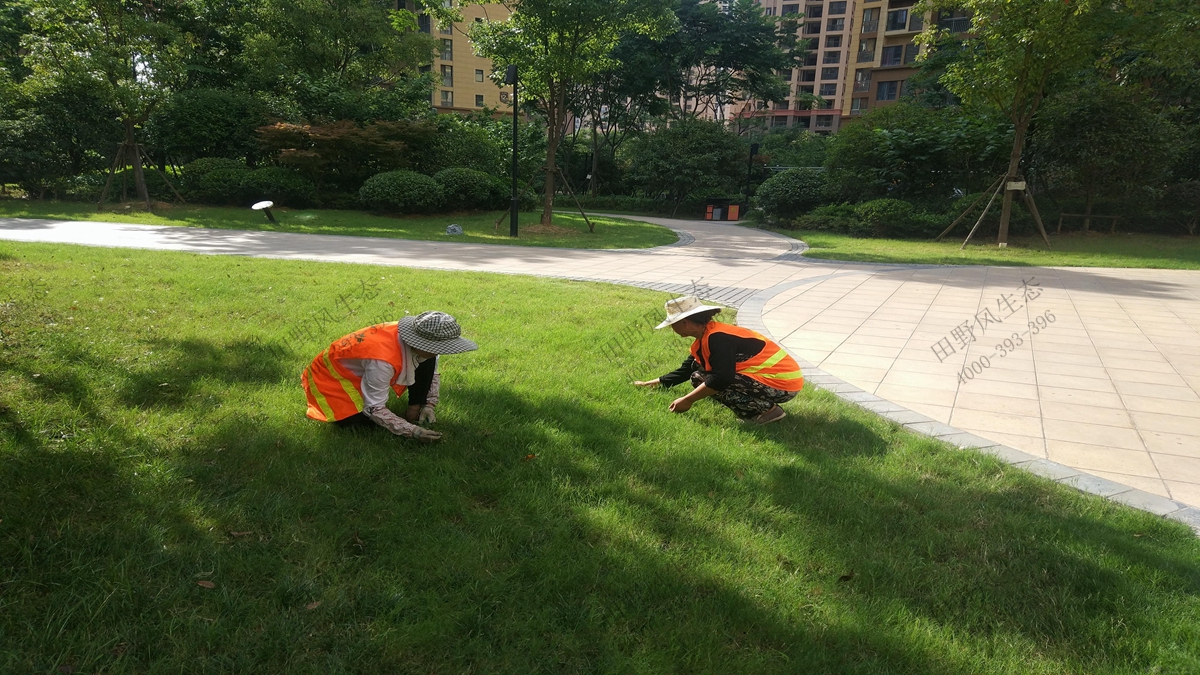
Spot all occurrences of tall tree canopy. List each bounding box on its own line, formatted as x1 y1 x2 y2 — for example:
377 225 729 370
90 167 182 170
470 0 676 226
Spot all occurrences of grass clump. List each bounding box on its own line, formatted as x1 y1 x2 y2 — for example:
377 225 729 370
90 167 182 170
1 241 1198 674
0 200 679 250
778 228 1200 269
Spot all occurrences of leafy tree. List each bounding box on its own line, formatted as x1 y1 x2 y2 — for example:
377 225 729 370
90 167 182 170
624 118 746 214
23 0 194 206
470 0 675 226
644 0 801 119
757 129 828 168
148 88 271 166
0 0 31 80
824 103 1010 205
1029 80 1179 231
752 167 828 224
917 0 1109 243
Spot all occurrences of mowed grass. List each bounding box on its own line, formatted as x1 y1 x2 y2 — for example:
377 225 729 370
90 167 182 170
2 242 1199 675
0 200 679 250
780 228 1200 269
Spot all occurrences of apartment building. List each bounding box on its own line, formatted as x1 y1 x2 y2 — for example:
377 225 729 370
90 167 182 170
418 3 514 114
743 0 855 133
841 4 969 120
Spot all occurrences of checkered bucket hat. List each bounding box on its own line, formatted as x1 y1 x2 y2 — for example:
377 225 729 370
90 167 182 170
398 311 478 354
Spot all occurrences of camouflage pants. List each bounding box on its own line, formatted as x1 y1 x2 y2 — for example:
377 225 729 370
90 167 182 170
690 371 796 420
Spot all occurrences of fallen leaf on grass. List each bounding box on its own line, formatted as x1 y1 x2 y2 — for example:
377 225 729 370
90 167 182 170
1134 533 1144 537
57 665 74 674
305 601 321 611
229 531 252 537
111 643 129 656
197 580 216 589
838 571 855 583
523 454 537 461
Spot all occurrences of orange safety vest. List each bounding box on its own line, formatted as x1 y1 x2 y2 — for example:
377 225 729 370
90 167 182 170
691 322 804 392
302 322 409 422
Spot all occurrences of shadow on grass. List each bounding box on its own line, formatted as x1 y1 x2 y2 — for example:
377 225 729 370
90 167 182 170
2 350 1198 672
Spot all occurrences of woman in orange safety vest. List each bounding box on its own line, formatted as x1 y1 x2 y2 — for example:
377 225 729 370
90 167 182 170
635 296 803 424
302 311 477 442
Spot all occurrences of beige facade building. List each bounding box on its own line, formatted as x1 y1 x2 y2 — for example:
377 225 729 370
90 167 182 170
841 4 968 120
736 0 855 133
419 3 514 114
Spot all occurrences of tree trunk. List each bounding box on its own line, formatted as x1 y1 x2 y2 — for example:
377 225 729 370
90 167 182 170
1082 188 1093 232
589 116 599 196
541 83 564 227
996 117 1029 246
124 119 152 210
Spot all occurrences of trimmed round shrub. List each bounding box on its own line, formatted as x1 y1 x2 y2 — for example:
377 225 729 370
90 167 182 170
359 170 445 214
241 167 317 208
794 203 858 233
181 158 249 204
434 167 507 211
853 199 914 238
752 168 829 224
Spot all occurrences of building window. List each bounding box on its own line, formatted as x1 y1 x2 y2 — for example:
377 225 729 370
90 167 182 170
795 98 811 110
821 67 839 80
799 70 816 82
862 7 880 32
909 13 924 30
773 115 789 127
796 116 812 129
782 3 799 14
815 115 834 128
828 1 847 14
876 80 899 101
804 52 818 66
781 69 794 81
799 85 815 95
440 90 454 106
475 94 485 107
858 37 877 61
475 69 485 82
904 43 920 63
440 39 452 60
764 6 776 15
440 23 453 35
881 45 903 66
853 69 872 92
773 100 790 110
823 51 841 64
825 35 842 48
850 97 868 113
816 98 834 109
441 65 453 86
418 14 431 33
803 21 821 34
819 83 837 96
806 5 822 18
826 18 845 31
886 9 909 31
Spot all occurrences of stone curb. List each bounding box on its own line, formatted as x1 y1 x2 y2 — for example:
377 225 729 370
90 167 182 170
739 284 1200 537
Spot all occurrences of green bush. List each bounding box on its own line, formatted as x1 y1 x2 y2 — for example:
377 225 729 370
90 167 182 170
359 170 445 214
752 168 828 225
794 203 858 233
434 168 507 211
854 199 914 237
62 170 179 204
240 167 317 208
181 158 248 204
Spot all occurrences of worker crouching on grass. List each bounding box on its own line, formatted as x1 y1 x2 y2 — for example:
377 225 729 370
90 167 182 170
302 311 478 442
635 296 804 424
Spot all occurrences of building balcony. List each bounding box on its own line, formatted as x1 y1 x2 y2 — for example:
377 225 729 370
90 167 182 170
853 80 871 93
861 19 879 33
938 17 970 32
857 50 874 63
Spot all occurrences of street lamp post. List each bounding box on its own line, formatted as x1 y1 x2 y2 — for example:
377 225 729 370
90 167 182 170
504 64 519 238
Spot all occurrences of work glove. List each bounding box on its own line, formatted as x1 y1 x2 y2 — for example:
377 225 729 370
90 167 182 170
418 405 436 424
411 426 442 443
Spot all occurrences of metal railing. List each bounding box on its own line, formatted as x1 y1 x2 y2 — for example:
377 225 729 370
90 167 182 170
861 19 879 32
853 79 871 93
938 17 970 32
857 49 874 62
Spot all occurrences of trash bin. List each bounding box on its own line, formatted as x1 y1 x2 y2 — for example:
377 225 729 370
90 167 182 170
705 199 740 221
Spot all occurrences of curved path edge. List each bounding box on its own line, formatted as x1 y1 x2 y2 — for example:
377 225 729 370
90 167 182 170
1 214 1197 534
738 278 1200 535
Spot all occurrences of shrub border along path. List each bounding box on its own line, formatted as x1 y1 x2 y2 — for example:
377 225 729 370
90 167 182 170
1 214 1197 534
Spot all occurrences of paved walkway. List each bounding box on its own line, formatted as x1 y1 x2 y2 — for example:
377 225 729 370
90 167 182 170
2 215 1198 529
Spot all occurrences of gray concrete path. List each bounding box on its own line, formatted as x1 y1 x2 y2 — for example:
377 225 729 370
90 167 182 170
2 214 1198 531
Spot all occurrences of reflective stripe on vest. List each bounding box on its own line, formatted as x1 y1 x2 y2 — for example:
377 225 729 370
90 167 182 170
303 322 407 422
690 322 804 392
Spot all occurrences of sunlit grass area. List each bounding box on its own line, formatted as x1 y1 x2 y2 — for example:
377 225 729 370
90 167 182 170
1 241 1198 674
775 229 1200 269
0 200 679 249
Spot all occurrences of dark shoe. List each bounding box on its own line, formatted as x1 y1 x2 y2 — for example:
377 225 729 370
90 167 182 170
754 405 787 425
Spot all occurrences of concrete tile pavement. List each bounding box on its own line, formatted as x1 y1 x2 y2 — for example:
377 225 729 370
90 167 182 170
3 214 1199 531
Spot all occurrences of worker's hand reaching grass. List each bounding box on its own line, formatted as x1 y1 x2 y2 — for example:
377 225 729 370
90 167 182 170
418 405 436 424
411 427 442 443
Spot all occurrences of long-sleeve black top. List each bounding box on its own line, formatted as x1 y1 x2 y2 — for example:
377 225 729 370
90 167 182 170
407 357 437 406
659 332 766 391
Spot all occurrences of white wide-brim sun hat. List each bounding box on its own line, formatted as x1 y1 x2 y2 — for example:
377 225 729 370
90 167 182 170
398 310 479 354
655 295 723 329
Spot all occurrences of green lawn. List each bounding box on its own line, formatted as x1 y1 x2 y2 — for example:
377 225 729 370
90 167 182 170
0 200 679 249
2 242 1198 674
780 229 1200 269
